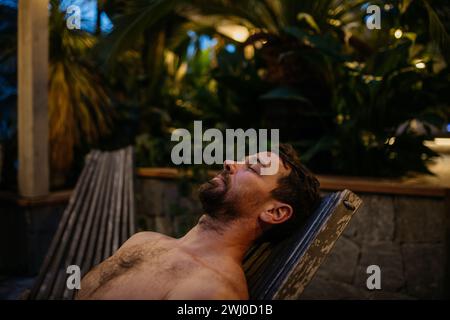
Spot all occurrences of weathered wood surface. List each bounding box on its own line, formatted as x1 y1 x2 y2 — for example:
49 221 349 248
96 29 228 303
244 189 362 299
28 147 136 300
18 0 49 198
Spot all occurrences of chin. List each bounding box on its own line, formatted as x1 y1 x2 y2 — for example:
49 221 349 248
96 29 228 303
199 181 223 204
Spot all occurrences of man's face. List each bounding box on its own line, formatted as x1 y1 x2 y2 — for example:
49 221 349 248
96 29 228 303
198 152 291 220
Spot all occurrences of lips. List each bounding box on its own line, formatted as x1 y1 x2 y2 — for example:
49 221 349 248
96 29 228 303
215 175 225 183
209 176 223 187
210 172 228 188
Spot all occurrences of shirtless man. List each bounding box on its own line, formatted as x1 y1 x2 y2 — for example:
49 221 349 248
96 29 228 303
76 144 320 300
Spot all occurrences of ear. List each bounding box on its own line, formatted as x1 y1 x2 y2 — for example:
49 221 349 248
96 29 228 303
259 202 293 225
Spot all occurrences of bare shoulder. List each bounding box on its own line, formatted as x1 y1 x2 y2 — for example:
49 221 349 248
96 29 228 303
166 265 248 300
120 231 169 249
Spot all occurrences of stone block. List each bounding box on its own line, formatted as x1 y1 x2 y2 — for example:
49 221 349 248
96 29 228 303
357 242 405 292
395 197 446 243
402 243 445 299
301 276 368 299
315 236 360 284
344 195 395 243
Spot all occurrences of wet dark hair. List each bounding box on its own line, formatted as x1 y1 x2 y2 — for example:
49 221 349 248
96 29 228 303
263 143 321 242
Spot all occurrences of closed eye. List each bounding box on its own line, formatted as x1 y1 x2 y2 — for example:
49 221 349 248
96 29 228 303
246 163 259 175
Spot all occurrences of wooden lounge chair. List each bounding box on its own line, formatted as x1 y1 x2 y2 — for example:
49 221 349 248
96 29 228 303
244 189 362 299
27 147 135 300
27 148 362 299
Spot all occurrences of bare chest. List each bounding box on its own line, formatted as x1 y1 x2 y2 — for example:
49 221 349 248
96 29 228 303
83 246 195 299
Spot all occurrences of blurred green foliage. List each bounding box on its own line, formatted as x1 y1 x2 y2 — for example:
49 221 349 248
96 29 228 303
1 0 450 188
101 0 449 177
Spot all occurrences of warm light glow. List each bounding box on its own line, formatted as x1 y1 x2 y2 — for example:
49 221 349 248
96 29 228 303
175 62 188 81
385 137 396 145
244 45 254 59
328 19 341 27
415 62 426 69
434 138 450 146
217 24 249 43
394 29 403 39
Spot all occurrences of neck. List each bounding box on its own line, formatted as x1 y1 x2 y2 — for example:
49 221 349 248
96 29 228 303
178 214 257 264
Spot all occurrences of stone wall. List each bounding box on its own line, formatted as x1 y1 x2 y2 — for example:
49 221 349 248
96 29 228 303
136 178 449 299
136 178 203 237
301 194 448 299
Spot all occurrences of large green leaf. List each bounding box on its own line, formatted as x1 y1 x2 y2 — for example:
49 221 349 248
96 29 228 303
99 0 178 67
422 0 450 63
259 86 312 105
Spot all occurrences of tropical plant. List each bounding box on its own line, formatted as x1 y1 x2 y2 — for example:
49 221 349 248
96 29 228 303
4 0 447 182
100 0 449 177
0 0 116 188
0 2 17 188
49 0 113 179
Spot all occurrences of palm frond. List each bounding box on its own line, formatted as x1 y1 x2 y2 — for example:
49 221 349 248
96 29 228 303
99 0 178 67
49 4 114 171
422 0 450 63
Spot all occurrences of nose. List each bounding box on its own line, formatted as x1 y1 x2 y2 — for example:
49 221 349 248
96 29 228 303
223 160 237 174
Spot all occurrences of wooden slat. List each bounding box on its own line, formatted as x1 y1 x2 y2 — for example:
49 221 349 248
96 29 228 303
249 238 296 299
128 147 136 235
62 153 109 299
245 245 273 290
30 151 100 299
243 242 270 273
121 148 131 245
112 149 126 252
103 151 119 260
96 151 115 264
136 167 180 179
50 152 105 299
318 175 446 198
74 152 108 268
83 152 113 273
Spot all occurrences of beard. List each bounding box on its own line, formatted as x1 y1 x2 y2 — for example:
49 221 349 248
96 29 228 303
198 171 238 221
